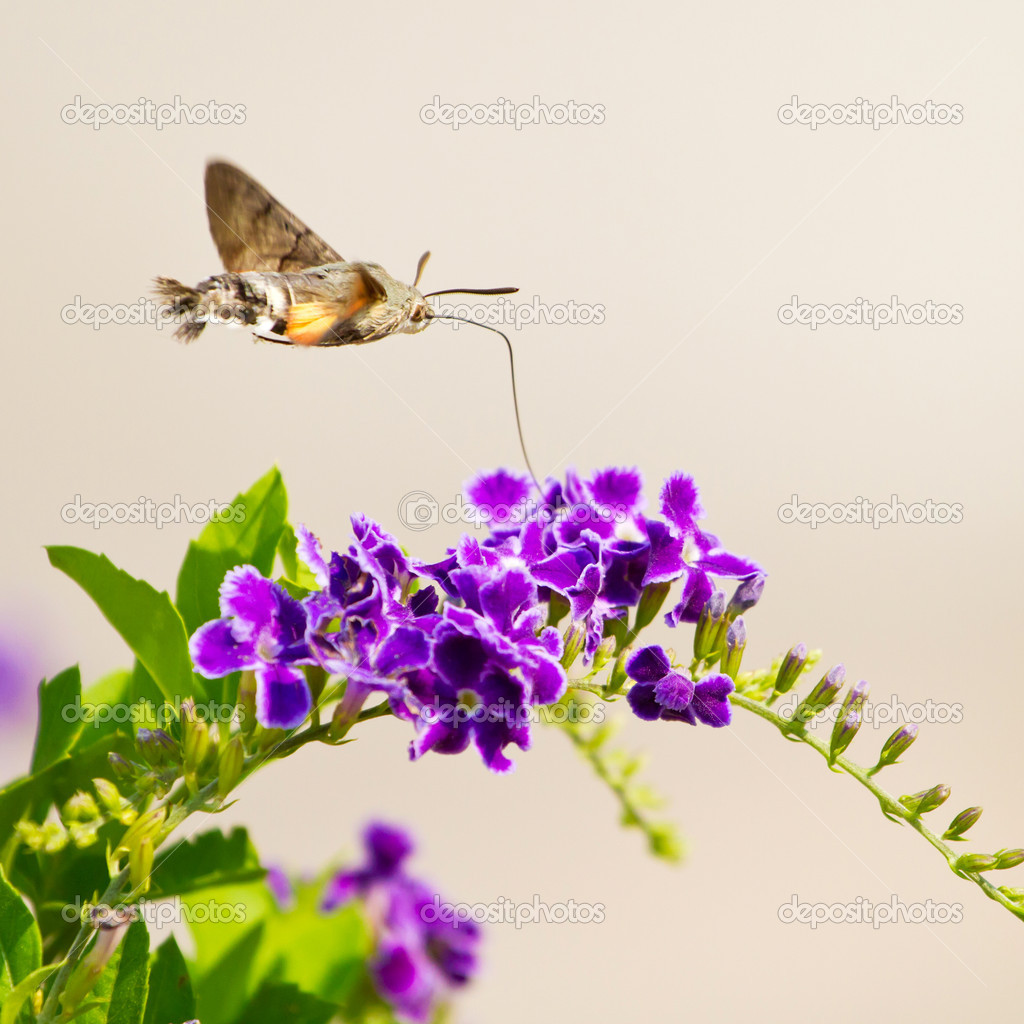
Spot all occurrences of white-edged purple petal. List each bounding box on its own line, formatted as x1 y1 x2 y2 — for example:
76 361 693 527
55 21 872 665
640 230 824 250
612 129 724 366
626 681 663 721
295 523 330 587
691 673 735 727
189 619 256 677
659 473 705 537
625 645 671 683
255 663 312 730
218 565 277 636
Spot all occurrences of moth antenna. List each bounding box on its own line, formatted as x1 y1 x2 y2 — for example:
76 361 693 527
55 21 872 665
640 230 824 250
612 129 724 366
413 251 431 287
423 286 519 298
426 313 541 494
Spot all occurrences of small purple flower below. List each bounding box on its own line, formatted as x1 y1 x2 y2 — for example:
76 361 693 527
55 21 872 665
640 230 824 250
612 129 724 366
322 823 479 1023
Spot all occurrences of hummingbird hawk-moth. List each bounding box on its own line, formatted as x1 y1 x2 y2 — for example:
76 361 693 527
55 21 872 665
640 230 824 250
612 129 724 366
155 161 538 480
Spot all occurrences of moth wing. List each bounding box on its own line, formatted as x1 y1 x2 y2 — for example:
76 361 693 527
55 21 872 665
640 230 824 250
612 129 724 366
204 161 344 273
284 267 385 346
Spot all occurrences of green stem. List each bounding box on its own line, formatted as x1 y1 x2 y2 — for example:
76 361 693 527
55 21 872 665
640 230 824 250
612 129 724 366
730 693 1024 921
38 704 392 1021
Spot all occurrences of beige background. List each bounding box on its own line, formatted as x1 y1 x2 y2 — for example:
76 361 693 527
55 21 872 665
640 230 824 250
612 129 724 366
2 1 1022 1020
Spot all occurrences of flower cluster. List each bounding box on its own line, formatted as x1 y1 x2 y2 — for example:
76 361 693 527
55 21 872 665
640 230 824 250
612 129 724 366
189 467 764 771
321 823 479 1023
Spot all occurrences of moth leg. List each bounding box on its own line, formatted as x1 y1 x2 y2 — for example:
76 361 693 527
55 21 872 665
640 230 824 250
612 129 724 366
252 328 294 345
252 318 294 345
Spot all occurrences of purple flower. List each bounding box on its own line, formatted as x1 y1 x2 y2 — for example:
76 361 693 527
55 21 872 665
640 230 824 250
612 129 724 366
322 823 479 1023
189 566 314 729
265 866 295 910
409 562 566 772
625 645 734 727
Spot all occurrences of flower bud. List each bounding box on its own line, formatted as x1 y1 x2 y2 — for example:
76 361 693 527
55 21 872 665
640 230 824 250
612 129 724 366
635 581 672 633
943 806 983 841
955 853 999 873
217 736 245 800
107 752 134 780
591 635 617 672
93 778 136 825
182 708 211 794
137 728 178 767
561 621 587 669
727 574 765 617
772 643 808 699
61 908 135 1011
790 664 846 727
829 707 862 761
605 647 631 696
997 886 1024 904
63 791 101 822
839 678 870 717
129 836 154 894
720 618 747 679
899 784 950 816
994 848 1024 870
870 724 919 774
68 821 101 848
238 671 258 736
120 805 166 855
41 821 69 854
693 591 727 662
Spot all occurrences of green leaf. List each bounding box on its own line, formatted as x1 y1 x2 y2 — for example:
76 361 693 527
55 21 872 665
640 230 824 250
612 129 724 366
30 667 85 774
149 828 263 900
192 921 265 1024
143 937 195 1024
0 734 132 839
70 669 135 750
46 546 204 704
1 963 59 1024
277 523 319 592
231 981 336 1024
76 919 150 1024
0 867 42 1005
253 882 369 1004
175 468 287 636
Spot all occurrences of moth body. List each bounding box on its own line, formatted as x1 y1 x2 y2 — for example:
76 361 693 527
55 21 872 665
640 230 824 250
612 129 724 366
155 261 430 346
